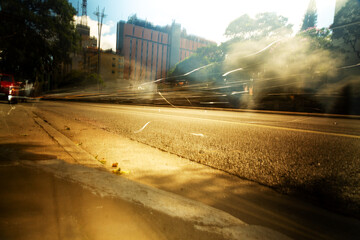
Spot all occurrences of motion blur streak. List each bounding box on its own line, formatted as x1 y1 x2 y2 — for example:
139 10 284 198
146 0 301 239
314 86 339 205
7 105 16 115
158 92 177 108
134 121 152 134
190 133 205 137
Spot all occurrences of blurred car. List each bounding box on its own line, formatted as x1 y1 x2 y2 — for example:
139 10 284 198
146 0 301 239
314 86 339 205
0 73 21 103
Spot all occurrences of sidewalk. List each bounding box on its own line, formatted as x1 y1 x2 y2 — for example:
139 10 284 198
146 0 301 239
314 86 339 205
0 102 290 239
1 163 219 240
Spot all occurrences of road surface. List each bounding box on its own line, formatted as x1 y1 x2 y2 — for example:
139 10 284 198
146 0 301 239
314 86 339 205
1 101 291 240
2 100 360 239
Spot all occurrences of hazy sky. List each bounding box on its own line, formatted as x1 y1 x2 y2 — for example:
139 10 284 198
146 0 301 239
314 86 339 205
69 0 336 49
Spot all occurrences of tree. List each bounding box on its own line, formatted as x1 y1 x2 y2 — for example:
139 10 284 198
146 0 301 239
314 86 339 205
167 54 210 78
300 0 318 31
195 44 226 63
167 44 225 79
127 14 169 33
224 12 293 41
332 0 360 60
0 0 78 82
297 27 332 50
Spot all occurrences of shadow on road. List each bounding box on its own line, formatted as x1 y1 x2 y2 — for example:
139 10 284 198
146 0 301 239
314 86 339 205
136 166 360 240
0 143 225 240
0 142 57 163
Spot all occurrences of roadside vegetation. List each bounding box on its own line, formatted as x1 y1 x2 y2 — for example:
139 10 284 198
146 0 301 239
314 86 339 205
0 0 78 88
59 71 104 89
167 2 360 114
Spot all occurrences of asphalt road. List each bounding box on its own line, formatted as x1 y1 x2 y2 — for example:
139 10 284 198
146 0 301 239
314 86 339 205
32 101 360 212
2 100 288 240
5 100 360 239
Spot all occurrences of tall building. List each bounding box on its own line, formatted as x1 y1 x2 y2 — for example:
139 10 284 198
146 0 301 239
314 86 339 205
75 24 97 49
116 18 215 81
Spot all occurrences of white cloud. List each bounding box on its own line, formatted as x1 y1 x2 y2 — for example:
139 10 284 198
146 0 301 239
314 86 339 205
101 34 116 50
74 16 116 50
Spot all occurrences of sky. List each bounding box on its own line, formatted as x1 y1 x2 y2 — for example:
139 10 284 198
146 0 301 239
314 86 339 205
69 0 336 50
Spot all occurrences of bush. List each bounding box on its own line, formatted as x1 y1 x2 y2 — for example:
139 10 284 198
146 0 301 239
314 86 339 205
59 71 103 88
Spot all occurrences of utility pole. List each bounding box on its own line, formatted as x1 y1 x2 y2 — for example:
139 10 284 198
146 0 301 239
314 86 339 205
94 6 106 91
81 0 87 26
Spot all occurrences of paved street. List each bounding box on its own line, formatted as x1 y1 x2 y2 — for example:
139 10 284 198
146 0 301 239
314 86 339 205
31 101 360 201
1 100 360 239
1 101 293 240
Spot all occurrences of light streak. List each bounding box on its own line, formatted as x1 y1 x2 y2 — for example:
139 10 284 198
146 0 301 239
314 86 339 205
241 39 283 58
183 63 214 76
158 92 176 108
134 121 152 134
191 133 205 137
223 68 243 77
339 62 360 69
185 97 193 105
7 104 16 115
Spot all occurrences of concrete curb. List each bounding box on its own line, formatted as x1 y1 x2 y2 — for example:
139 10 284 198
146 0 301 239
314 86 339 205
32 112 102 167
29 109 292 240
24 159 291 240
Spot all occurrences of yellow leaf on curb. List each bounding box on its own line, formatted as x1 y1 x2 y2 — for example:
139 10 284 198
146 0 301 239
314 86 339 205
98 158 106 164
112 168 130 175
112 168 121 174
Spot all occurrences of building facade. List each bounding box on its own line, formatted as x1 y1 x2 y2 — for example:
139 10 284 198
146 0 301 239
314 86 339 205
116 20 215 81
99 49 125 82
73 48 125 83
70 24 125 83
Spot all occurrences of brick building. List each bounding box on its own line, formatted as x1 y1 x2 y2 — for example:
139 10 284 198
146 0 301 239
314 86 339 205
116 19 215 81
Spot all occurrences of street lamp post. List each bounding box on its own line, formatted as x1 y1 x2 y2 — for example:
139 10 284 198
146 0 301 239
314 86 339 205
94 6 106 91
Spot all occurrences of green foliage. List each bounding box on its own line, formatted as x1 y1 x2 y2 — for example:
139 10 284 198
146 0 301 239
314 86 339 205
195 44 226 63
297 27 332 50
167 44 226 80
59 70 103 88
87 73 104 87
224 12 293 41
0 0 79 79
168 54 210 77
332 0 360 59
300 0 318 31
127 14 169 33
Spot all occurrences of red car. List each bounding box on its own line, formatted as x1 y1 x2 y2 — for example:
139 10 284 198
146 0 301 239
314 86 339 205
0 73 20 103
